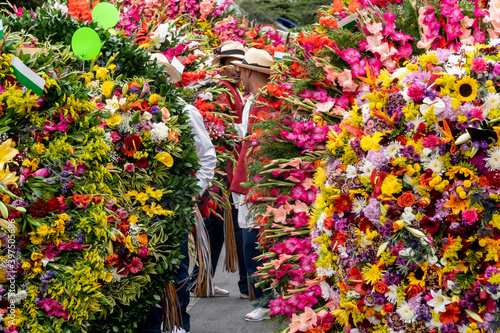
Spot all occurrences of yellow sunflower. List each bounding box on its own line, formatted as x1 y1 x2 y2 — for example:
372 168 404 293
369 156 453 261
455 76 478 103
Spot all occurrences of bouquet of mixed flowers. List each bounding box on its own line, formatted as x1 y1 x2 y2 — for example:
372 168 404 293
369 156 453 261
309 43 500 333
0 8 200 333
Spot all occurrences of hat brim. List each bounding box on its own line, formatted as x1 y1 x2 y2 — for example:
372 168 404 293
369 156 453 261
164 64 181 83
231 60 274 75
212 53 245 66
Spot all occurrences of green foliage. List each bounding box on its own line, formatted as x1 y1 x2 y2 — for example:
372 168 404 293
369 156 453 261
237 0 333 27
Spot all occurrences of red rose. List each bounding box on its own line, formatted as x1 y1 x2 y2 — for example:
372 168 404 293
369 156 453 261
396 135 407 146
383 303 394 313
324 216 334 230
487 171 500 188
405 284 423 299
47 197 61 211
374 281 389 294
135 158 148 169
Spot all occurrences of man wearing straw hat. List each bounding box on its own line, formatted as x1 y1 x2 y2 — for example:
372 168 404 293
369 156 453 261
230 48 274 322
142 53 216 333
189 41 249 299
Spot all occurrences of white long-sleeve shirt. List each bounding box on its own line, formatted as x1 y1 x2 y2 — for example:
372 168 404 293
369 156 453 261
183 102 217 195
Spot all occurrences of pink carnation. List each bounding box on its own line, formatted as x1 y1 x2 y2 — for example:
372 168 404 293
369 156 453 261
462 209 478 225
407 85 424 102
471 57 487 72
422 135 439 149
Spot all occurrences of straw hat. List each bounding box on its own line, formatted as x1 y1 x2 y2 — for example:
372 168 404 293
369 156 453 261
231 48 274 75
212 41 246 65
150 53 180 83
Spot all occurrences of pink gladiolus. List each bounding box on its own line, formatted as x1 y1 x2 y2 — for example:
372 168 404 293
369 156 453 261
33 168 50 177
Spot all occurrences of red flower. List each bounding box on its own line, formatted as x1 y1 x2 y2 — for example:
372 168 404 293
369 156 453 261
334 194 352 212
121 134 142 157
135 158 148 169
347 267 367 295
29 200 50 219
420 217 439 234
128 257 143 274
324 216 334 230
440 302 461 324
47 197 61 211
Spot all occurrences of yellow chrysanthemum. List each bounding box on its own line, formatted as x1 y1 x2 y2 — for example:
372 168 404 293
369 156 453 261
362 263 383 284
380 174 402 196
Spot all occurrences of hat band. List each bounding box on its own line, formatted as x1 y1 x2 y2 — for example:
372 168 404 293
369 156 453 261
220 49 245 56
242 59 271 70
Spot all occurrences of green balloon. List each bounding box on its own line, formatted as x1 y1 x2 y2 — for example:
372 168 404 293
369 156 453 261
71 27 102 61
92 2 120 29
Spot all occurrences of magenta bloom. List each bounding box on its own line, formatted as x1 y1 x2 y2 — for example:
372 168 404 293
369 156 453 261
138 246 149 258
124 163 135 173
422 135 439 149
471 58 487 73
462 209 478 225
407 85 424 102
38 298 69 319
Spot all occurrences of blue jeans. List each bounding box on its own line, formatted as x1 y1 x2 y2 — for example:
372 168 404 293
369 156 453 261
242 228 270 308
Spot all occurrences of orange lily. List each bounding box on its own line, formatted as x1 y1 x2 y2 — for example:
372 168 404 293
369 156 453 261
443 193 467 214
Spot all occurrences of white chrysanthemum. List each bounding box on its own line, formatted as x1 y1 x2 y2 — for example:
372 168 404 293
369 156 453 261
425 317 443 329
319 280 331 301
485 146 500 171
346 165 357 178
396 301 415 323
117 113 132 133
384 141 403 159
337 244 348 259
352 197 367 215
423 156 444 175
367 315 381 325
361 160 376 178
346 290 362 299
316 265 335 278
483 92 500 113
386 285 399 303
316 211 332 237
457 325 469 333
150 123 171 143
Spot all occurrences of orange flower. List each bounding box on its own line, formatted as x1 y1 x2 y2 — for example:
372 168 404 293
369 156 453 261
439 302 461 324
138 234 148 246
348 0 361 13
397 191 415 207
373 281 388 293
331 0 344 13
68 0 98 22
443 193 467 215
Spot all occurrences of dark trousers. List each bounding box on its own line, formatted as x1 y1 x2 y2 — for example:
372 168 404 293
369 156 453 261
242 228 270 307
140 235 190 333
176 236 190 331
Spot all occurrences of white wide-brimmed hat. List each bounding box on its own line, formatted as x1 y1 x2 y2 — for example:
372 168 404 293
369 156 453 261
150 53 180 83
212 41 246 65
231 48 274 75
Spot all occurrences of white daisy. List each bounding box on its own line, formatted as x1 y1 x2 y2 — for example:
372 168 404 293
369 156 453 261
351 197 367 215
396 301 415 323
117 113 132 133
384 141 403 159
485 146 500 171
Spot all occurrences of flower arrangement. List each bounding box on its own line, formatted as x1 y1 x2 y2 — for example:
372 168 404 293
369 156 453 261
307 43 500 333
